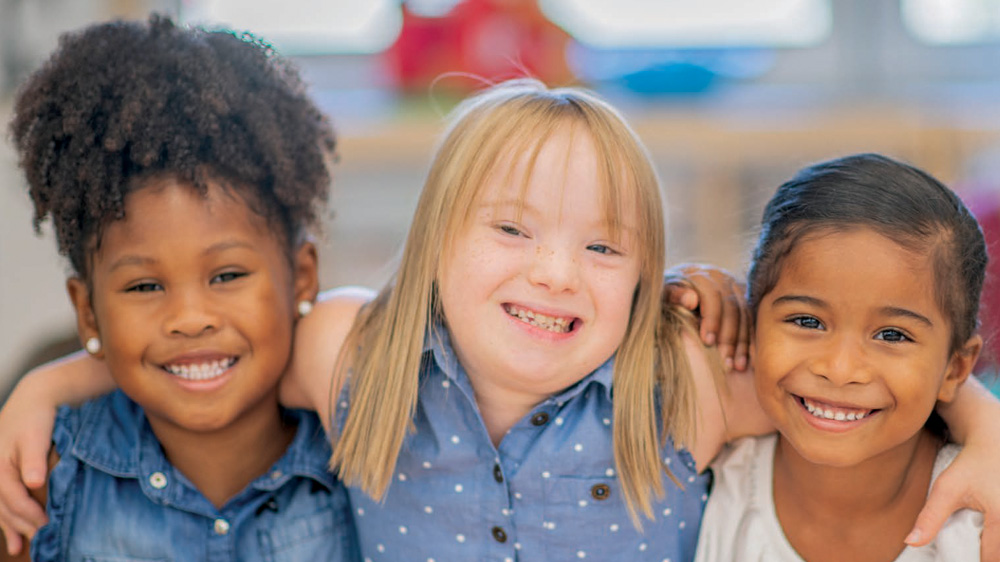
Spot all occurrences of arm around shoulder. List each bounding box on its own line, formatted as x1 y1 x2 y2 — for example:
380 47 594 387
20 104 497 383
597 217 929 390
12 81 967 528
280 286 374 430
684 334 773 472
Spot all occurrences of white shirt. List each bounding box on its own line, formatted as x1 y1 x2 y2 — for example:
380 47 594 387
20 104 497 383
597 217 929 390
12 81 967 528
694 435 982 562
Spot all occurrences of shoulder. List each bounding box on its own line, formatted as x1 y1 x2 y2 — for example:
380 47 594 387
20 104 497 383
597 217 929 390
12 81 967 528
298 286 373 361
695 436 782 562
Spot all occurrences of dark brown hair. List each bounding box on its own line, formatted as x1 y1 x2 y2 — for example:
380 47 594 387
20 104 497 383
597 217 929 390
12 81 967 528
10 14 336 276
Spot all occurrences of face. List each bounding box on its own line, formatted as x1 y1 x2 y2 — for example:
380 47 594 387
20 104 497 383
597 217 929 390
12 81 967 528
436 127 643 410
69 177 316 435
753 227 977 468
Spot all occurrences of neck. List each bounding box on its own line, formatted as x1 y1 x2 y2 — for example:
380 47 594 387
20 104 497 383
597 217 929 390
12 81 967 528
772 429 941 562
147 393 295 508
473 385 542 446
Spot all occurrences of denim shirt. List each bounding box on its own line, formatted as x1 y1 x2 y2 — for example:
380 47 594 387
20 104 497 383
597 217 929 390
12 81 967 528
338 327 710 562
34 390 360 562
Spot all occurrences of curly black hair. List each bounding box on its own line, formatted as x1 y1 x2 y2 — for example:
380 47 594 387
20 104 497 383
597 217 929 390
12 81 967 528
9 14 336 278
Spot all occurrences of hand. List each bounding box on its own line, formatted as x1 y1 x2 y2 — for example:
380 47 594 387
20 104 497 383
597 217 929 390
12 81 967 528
663 263 749 371
907 438 1000 560
0 377 55 554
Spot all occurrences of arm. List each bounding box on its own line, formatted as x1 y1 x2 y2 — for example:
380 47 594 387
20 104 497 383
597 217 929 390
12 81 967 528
0 354 100 556
684 334 773 473
908 376 1000 560
279 285 373 433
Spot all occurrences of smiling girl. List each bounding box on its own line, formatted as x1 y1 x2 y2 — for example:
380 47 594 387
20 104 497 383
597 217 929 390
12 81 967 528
0 16 357 562
695 154 986 561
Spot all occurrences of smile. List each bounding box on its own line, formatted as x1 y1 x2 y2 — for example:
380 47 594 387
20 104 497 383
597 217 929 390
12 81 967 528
164 357 236 381
503 304 576 334
800 396 875 421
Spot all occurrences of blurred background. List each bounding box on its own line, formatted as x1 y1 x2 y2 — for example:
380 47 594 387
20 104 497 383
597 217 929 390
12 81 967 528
1 0 999 398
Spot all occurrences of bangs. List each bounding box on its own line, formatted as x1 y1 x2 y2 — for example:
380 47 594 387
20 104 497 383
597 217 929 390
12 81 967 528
441 102 648 251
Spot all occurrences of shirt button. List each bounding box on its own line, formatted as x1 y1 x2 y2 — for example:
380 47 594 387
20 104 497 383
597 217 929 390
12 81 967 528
491 526 508 543
148 472 167 489
493 463 504 483
213 518 230 535
591 483 611 500
530 412 549 426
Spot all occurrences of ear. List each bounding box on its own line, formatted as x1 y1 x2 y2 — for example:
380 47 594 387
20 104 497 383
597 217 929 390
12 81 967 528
937 334 983 403
66 277 103 359
292 241 319 310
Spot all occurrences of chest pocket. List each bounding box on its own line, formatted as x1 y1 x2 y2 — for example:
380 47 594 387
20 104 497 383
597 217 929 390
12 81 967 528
257 487 359 562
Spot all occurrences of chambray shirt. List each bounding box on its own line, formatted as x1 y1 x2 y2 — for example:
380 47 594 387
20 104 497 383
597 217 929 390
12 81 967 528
339 327 710 562
34 390 360 562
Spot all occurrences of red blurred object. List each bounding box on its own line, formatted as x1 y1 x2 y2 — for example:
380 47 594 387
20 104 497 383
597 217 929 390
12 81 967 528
386 0 574 93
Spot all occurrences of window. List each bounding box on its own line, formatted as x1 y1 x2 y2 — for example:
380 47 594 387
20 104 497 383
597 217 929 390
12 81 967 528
539 0 831 48
181 0 403 54
902 0 1000 44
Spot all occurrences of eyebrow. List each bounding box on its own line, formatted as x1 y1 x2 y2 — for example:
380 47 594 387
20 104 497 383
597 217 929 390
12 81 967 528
107 240 257 273
771 295 934 327
878 306 934 327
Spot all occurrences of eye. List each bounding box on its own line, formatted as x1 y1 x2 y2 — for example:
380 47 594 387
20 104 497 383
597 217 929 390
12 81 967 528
875 328 911 343
497 223 524 237
125 282 162 293
788 315 824 330
212 271 248 284
586 244 618 256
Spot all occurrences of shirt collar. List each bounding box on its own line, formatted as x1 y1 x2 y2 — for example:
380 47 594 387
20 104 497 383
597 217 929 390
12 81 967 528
70 391 336 492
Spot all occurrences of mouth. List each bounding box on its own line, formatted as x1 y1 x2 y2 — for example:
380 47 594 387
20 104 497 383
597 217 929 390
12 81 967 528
503 303 578 334
797 395 878 422
163 357 237 381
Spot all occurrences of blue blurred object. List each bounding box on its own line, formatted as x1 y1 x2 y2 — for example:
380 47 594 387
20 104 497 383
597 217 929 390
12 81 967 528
567 42 774 97
988 375 1000 399
620 62 717 95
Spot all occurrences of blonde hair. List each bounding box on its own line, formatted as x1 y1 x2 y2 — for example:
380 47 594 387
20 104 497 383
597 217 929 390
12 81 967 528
332 79 699 526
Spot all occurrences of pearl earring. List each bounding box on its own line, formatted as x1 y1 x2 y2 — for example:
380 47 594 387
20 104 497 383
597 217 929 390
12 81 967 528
297 300 313 317
85 337 102 355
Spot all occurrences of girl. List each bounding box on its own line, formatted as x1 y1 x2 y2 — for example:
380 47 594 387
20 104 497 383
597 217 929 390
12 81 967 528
4 83 1000 561
0 16 358 562
695 154 986 561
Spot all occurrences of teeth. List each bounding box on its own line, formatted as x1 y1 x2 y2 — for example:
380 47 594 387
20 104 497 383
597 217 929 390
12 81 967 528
165 357 235 381
803 397 870 421
504 305 572 334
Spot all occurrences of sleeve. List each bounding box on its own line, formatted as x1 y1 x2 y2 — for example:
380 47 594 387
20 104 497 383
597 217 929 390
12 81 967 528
694 436 772 562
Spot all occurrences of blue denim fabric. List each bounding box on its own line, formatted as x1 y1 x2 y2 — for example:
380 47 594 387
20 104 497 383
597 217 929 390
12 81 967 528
34 391 359 562
339 326 710 562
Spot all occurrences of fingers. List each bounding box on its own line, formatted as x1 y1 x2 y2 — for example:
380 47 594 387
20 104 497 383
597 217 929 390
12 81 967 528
981 512 1000 561
17 439 49 491
663 283 700 312
0 454 47 545
908 469 964 547
0 521 23 556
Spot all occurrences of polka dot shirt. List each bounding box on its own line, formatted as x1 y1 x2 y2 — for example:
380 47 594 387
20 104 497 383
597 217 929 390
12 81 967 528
338 326 710 562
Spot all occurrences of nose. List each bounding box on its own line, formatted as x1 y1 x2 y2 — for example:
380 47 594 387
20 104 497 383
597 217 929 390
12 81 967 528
527 244 580 294
163 287 219 337
809 333 872 386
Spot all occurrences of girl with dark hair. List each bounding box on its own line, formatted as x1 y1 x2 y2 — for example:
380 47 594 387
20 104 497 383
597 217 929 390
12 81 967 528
0 15 358 561
696 154 987 561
